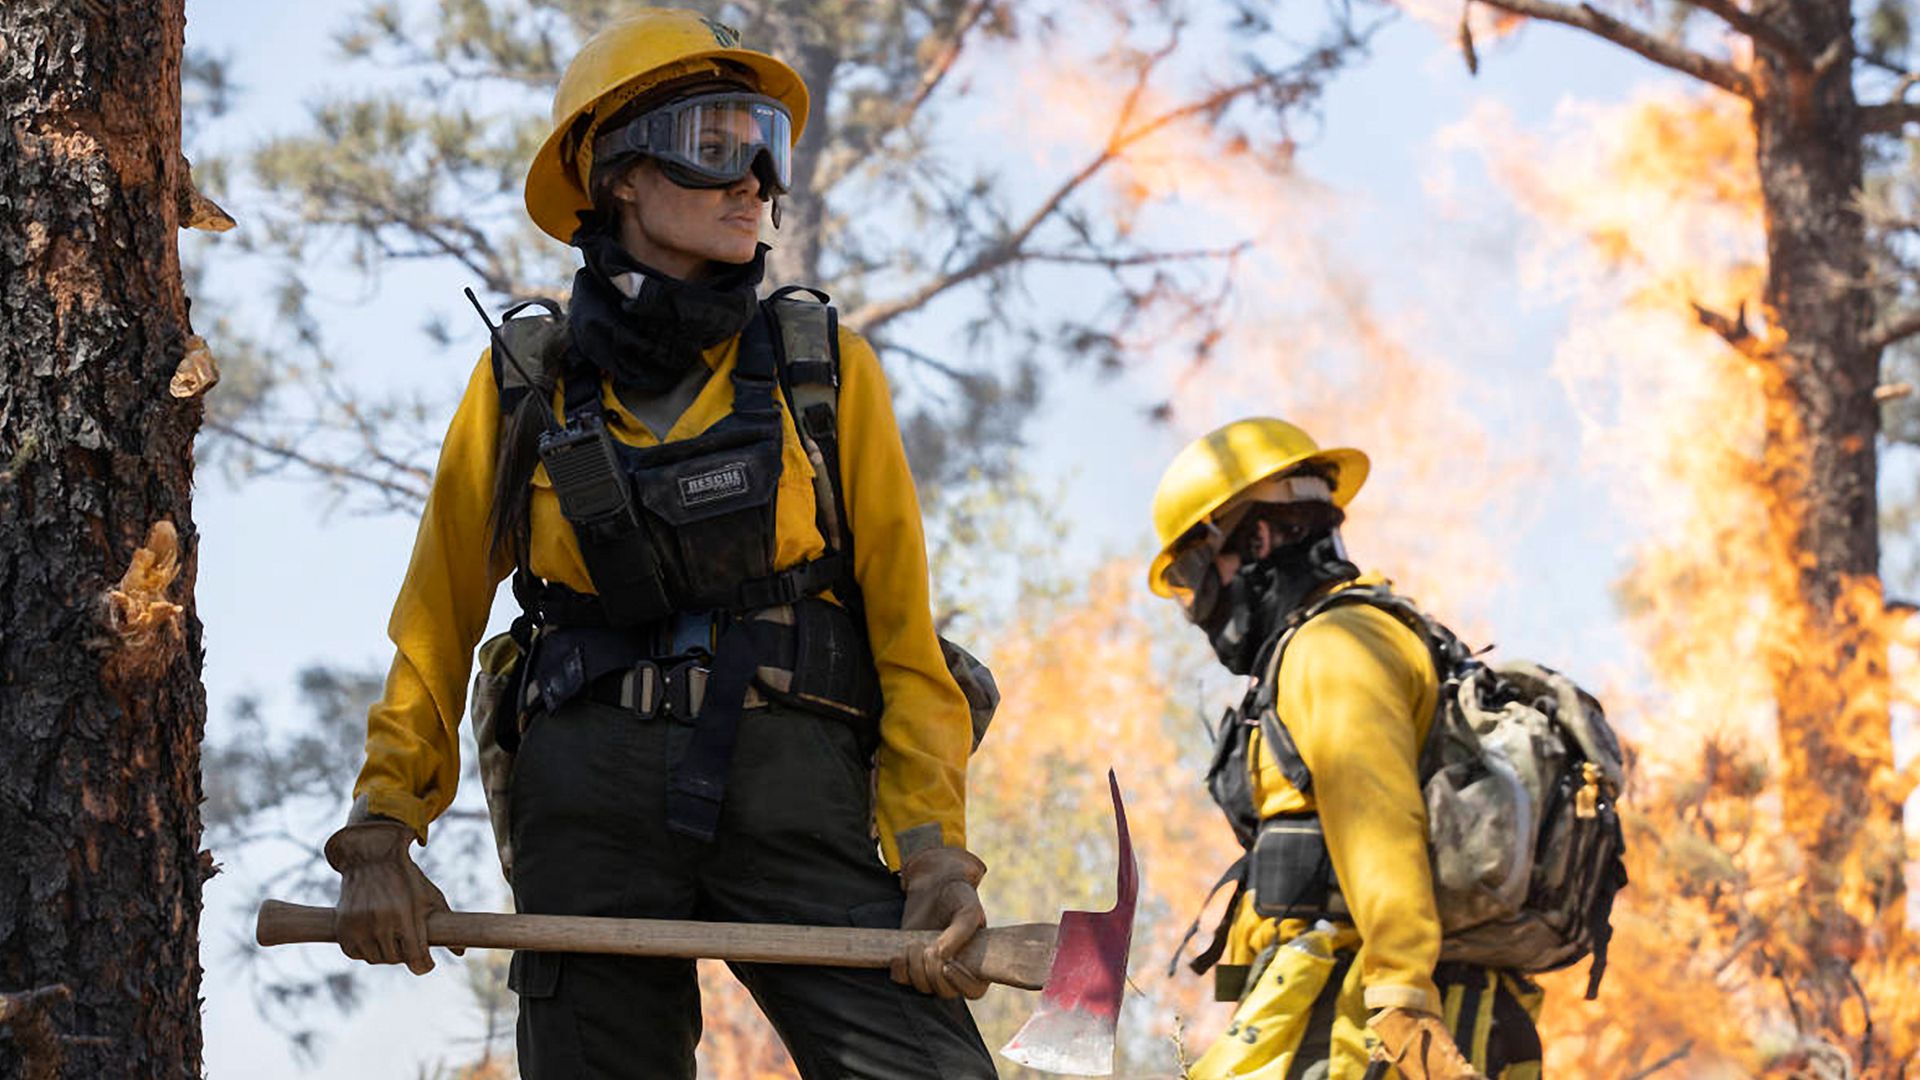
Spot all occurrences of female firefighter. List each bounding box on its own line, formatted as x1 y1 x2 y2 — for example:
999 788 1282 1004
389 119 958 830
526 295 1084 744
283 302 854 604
320 10 998 1077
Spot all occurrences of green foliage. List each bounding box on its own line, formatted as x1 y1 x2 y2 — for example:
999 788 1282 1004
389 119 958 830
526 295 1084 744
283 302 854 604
1868 0 1914 60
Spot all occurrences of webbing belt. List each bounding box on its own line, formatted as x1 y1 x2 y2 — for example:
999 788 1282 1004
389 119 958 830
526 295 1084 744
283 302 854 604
515 554 845 628
665 622 758 842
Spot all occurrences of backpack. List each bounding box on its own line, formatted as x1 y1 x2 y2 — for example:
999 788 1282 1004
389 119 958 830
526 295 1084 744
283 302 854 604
467 287 1000 880
1189 584 1628 998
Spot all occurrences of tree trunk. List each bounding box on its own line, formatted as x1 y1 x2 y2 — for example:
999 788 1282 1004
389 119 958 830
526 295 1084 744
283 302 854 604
1749 0 1900 1066
763 36 836 290
0 2 207 1077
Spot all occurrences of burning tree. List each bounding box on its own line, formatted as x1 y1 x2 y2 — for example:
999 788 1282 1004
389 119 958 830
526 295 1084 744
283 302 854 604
0 0 221 1074
1429 0 1920 1073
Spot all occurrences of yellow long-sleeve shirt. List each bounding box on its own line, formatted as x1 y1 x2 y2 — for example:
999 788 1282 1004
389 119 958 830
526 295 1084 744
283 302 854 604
1224 576 1444 1015
352 323 972 869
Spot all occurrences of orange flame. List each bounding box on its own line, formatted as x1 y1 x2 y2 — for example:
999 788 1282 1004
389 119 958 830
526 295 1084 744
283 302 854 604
1449 89 1920 1074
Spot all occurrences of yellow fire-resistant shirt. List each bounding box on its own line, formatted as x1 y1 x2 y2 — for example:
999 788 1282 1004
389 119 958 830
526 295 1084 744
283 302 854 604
1222 576 1445 1015
351 324 972 869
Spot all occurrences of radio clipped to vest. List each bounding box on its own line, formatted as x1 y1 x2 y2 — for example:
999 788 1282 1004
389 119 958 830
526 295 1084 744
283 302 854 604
538 412 675 626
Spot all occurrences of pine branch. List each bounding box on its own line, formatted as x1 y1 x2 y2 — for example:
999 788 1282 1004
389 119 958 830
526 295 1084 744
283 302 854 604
1865 310 1920 351
844 56 1290 334
1625 1041 1695 1080
1860 101 1920 133
203 418 432 508
1681 0 1807 67
881 340 977 384
1471 0 1754 97
1692 300 1773 359
897 0 996 127
1018 241 1253 270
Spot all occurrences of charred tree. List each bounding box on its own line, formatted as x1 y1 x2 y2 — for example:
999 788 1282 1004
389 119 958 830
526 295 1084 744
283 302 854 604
0 1 209 1076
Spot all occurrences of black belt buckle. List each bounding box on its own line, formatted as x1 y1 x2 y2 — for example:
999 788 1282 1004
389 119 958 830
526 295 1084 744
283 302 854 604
659 660 710 721
616 660 662 715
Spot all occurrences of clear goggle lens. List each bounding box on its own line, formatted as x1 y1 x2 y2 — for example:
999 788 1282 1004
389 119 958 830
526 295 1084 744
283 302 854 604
595 92 793 194
1162 521 1226 601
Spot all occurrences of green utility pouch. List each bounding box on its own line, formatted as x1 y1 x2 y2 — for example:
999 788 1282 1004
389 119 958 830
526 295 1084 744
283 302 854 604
472 630 528 881
939 636 999 751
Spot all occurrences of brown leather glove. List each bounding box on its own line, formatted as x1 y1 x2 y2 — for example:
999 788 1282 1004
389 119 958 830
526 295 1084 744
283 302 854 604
890 846 990 999
1367 1006 1486 1080
324 818 458 975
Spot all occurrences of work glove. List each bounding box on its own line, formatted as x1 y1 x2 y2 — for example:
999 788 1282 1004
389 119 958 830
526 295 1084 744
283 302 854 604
324 817 459 976
891 846 991 1000
1367 1006 1486 1080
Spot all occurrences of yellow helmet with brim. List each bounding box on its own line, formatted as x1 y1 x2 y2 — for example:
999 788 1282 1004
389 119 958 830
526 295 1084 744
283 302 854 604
524 8 809 244
1147 417 1369 598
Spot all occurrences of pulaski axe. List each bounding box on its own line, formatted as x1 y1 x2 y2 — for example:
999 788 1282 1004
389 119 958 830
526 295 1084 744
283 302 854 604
256 771 1140 1075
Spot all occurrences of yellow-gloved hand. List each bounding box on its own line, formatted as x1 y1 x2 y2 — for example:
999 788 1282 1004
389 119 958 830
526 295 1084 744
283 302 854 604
1368 1006 1486 1080
324 818 460 976
890 846 990 1000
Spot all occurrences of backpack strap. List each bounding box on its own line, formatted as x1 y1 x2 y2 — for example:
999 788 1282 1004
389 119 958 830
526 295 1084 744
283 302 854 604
763 285 861 602
1165 851 1251 985
1254 584 1464 796
489 297 567 413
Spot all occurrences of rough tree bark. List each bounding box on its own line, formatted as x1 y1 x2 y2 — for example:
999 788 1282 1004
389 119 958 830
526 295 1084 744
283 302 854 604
1746 1 1897 1058
761 35 836 290
0 1 208 1077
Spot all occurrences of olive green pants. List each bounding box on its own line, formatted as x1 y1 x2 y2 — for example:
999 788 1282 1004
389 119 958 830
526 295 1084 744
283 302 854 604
508 698 996 1079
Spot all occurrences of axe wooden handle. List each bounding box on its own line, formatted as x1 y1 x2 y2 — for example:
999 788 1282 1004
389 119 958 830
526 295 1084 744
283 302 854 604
255 900 1058 991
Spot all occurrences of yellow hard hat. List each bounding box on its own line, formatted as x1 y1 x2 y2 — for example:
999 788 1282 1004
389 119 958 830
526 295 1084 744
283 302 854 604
524 8 810 243
1147 417 1369 597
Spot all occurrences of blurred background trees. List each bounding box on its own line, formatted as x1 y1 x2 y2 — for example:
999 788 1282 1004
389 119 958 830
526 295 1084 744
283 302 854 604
182 0 1920 1076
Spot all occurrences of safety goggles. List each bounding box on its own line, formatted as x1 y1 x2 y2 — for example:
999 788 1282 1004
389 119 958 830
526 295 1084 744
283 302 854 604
593 92 793 196
1162 475 1337 607
1163 520 1229 601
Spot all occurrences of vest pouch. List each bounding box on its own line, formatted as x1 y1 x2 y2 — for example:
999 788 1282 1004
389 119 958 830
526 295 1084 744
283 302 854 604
1249 816 1336 919
632 429 784 609
938 636 998 751
748 598 883 740
471 631 524 882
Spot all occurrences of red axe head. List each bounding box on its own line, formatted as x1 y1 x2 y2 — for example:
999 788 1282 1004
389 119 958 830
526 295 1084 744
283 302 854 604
1000 769 1139 1076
